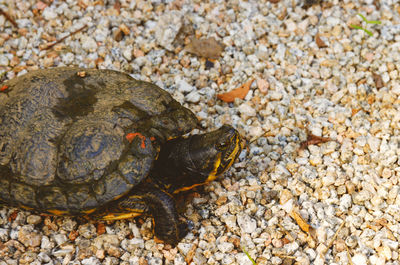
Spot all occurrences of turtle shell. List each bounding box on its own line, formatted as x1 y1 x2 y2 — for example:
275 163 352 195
0 67 198 214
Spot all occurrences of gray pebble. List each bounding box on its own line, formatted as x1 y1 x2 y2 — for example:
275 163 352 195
185 91 201 103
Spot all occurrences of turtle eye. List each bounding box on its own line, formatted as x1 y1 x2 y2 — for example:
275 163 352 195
216 141 229 150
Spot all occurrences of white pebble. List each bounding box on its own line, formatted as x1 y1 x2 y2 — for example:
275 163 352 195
352 253 368 265
237 213 257 234
42 8 58 20
178 79 195 93
0 55 9 66
185 91 200 103
238 103 256 117
81 36 98 52
177 243 193 256
235 253 254 265
217 242 234 253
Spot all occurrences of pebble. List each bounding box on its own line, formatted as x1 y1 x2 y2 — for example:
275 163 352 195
78 223 96 239
177 243 193 256
257 79 269 94
217 241 234 253
81 257 101 265
155 10 183 50
237 213 257 234
177 79 195 93
238 103 256 117
42 8 58 20
185 91 201 103
81 36 98 52
18 227 41 248
0 55 9 66
53 234 68 246
352 253 368 265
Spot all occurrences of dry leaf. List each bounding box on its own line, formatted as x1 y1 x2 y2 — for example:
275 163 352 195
97 223 106 235
0 85 8 92
351 108 362 116
8 210 18 222
300 133 332 149
217 79 254 103
372 72 384 89
315 34 327 48
68 230 79 241
185 37 224 59
290 210 310 233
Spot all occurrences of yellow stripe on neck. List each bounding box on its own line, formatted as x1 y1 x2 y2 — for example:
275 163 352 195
205 152 222 182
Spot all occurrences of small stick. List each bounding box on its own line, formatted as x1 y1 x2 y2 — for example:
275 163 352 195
277 223 295 241
320 220 345 256
345 245 354 265
0 8 18 28
41 24 88 50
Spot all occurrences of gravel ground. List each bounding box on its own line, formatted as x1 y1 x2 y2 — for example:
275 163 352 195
1 0 400 264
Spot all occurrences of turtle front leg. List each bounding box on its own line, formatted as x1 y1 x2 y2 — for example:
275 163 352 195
92 185 188 246
140 187 189 246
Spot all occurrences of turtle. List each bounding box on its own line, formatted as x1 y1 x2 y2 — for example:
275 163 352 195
0 67 242 246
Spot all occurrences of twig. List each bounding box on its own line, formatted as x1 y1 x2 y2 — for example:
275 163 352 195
0 8 18 28
320 220 345 256
277 223 294 241
345 245 354 265
300 133 333 150
41 24 88 50
275 254 296 259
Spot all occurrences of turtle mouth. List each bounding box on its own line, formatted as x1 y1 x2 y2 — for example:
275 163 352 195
217 131 242 175
205 129 242 179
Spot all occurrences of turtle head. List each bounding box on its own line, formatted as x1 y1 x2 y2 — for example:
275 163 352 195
187 125 242 181
153 125 242 193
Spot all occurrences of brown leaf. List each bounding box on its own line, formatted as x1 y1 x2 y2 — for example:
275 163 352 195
372 72 384 89
290 210 310 233
0 85 8 92
68 230 79 241
351 108 362 116
185 37 224 59
315 34 327 48
8 210 18 222
217 79 254 103
300 133 332 149
97 222 106 235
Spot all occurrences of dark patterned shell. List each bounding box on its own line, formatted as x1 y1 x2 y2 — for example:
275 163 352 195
0 67 198 214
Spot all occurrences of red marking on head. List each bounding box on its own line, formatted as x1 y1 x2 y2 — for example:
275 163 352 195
126 132 147 149
0 85 8 92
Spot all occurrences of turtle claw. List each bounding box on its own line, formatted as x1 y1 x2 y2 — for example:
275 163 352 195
178 221 189 242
